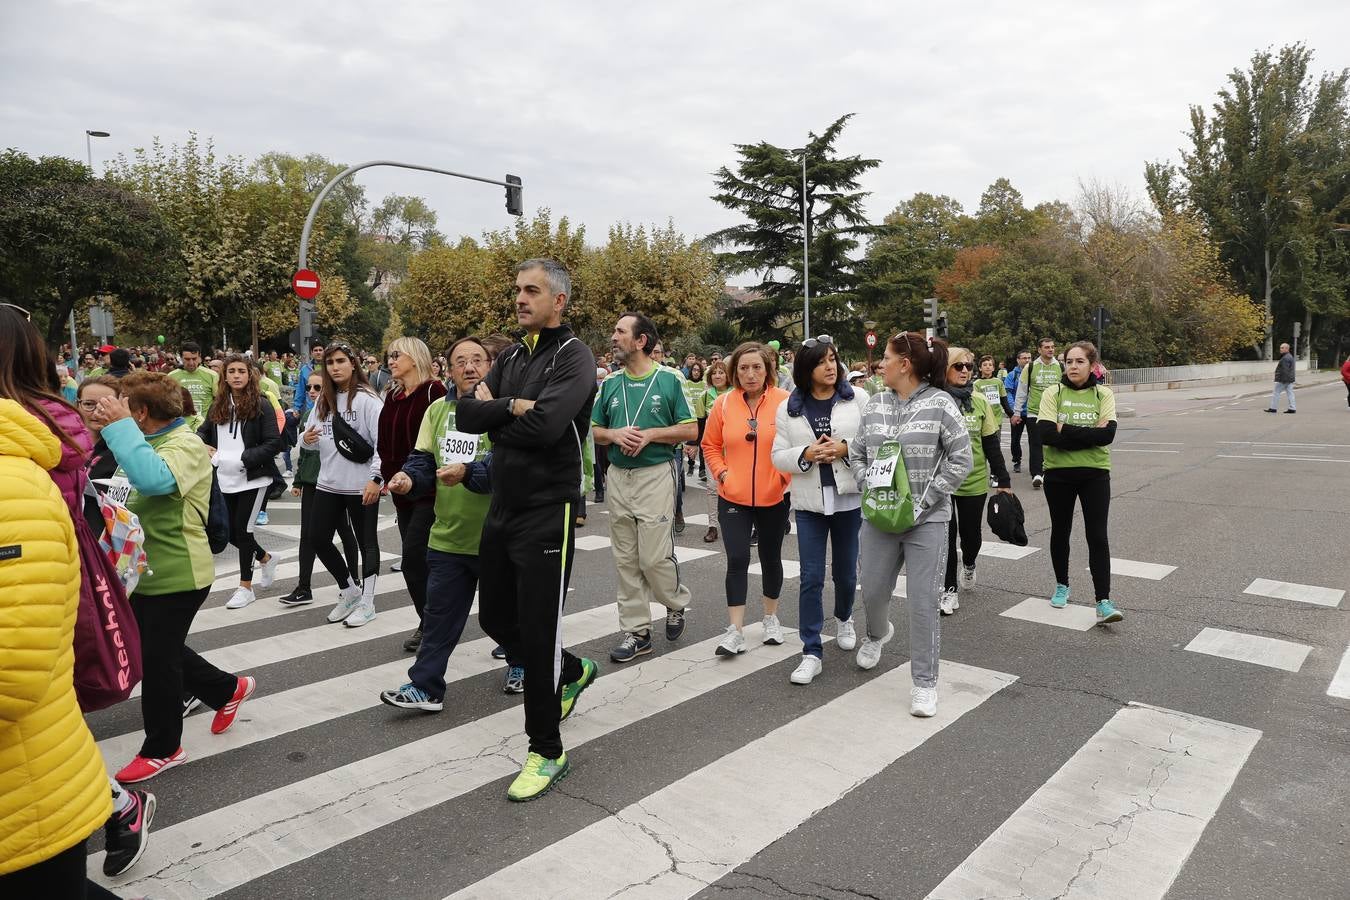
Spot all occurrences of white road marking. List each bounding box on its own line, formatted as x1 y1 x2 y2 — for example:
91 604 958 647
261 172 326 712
1185 627 1311 672
97 601 655 775
674 545 719 563
926 703 1261 899
95 622 810 898
1113 448 1181 454
1108 558 1176 580
1216 454 1346 464
1328 644 1350 699
573 534 612 551
1244 578 1344 608
749 559 800 579
979 541 1040 560
1000 597 1099 631
196 553 400 630
451 661 1015 899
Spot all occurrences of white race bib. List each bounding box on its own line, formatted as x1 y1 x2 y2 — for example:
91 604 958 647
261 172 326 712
103 476 133 506
865 451 899 490
440 430 480 464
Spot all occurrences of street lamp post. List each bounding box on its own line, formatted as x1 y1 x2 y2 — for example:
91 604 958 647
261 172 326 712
78 130 111 363
798 147 810 339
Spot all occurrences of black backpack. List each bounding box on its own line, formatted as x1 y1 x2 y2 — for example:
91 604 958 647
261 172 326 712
205 469 231 554
986 491 1028 546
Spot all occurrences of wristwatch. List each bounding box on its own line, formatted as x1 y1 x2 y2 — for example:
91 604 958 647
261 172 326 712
370 475 385 487
507 397 516 415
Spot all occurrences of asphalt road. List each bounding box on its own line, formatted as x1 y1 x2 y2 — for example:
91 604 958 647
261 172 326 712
86 379 1350 900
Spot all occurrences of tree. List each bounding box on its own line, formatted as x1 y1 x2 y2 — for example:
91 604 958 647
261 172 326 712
707 114 879 342
970 177 1039 244
858 193 969 336
1145 45 1350 357
0 149 181 347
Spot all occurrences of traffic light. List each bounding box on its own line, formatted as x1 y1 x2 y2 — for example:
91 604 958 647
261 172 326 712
935 313 949 340
504 174 523 217
923 297 938 328
1094 306 1112 331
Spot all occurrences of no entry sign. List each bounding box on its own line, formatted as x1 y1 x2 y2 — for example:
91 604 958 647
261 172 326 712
292 269 321 300
865 330 878 349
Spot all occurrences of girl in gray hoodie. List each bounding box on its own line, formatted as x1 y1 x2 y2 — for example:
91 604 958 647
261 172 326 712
847 332 972 718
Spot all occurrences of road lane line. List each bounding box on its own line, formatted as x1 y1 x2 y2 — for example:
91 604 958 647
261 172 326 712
925 703 1261 900
1329 645 1350 699
1244 578 1344 608
1184 627 1311 672
449 661 1015 899
95 621 815 898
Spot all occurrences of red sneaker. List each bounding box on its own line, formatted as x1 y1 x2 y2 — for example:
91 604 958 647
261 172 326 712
211 675 256 735
116 748 187 784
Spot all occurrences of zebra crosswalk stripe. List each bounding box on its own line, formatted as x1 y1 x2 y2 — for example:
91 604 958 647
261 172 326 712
449 660 1015 899
93 622 811 898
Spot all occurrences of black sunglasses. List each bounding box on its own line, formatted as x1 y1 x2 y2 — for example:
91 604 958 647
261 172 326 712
952 362 974 371
306 385 323 393
802 335 833 349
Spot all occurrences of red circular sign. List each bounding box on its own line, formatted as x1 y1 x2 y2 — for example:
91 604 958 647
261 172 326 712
865 330 878 349
292 269 321 300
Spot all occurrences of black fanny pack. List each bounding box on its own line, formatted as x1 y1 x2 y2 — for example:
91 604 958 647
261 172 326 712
331 413 374 464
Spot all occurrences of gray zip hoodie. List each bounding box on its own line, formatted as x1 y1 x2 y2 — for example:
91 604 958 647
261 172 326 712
846 383 973 525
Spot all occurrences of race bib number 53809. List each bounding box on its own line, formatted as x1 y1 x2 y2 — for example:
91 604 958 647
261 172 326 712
440 430 480 464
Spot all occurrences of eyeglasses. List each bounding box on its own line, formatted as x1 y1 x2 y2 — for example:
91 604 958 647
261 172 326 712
802 335 833 348
365 358 377 365
386 350 402 361
1 302 31 320
78 399 100 411
952 362 974 371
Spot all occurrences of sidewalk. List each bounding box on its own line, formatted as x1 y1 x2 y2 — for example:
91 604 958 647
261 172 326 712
1119 373 1343 418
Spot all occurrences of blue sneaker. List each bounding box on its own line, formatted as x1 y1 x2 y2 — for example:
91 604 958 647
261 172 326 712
379 683 442 712
255 510 269 526
502 665 525 694
1096 600 1123 624
1050 584 1070 608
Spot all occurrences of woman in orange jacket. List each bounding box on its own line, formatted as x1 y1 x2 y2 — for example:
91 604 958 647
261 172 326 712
701 342 792 657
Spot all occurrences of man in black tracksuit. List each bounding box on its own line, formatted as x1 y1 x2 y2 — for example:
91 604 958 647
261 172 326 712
456 258 599 802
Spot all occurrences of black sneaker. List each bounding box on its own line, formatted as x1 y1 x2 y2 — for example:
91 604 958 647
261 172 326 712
402 627 423 653
278 587 313 606
673 513 686 534
491 644 508 660
103 789 156 877
1284 409 1296 414
594 490 605 503
610 631 652 663
666 609 687 641
1013 461 1021 473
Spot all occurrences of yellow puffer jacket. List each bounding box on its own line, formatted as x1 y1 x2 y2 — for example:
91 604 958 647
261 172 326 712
0 399 111 874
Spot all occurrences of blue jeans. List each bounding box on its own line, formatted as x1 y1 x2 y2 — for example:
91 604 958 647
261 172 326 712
407 550 480 700
1270 381 1296 411
794 507 861 658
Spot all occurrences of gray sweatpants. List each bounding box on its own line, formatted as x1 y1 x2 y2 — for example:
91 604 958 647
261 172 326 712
859 518 949 688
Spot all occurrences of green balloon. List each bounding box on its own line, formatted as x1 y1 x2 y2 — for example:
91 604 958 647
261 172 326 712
767 340 780 351
157 335 165 344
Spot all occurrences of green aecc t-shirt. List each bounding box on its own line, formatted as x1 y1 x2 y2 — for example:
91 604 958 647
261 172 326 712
592 364 694 469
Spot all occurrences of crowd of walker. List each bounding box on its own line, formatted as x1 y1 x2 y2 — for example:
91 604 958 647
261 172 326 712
1 261 1129 897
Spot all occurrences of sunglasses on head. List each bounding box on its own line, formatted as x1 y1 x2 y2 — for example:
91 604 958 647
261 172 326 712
802 335 833 349
1 302 31 320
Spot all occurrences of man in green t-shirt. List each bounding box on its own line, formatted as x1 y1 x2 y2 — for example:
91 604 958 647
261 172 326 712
381 335 498 709
593 313 696 664
1013 336 1063 489
169 342 217 430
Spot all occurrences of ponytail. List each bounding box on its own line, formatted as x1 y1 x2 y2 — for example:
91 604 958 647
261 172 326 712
885 331 949 389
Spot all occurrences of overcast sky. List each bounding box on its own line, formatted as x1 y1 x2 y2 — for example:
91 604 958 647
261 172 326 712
3 1 1347 259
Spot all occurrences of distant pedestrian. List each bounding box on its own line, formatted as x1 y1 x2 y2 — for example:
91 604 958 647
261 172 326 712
1004 351 1030 472
1267 342 1297 414
1341 355 1350 408
1013 338 1062 488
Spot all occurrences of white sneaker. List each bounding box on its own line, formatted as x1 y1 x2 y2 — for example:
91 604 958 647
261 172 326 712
855 622 894 670
939 588 959 616
225 587 255 610
911 685 938 717
715 625 746 657
789 655 823 685
1033 474 1044 489
762 614 784 645
343 600 377 628
958 564 976 590
835 617 857 651
256 554 278 589
327 585 362 623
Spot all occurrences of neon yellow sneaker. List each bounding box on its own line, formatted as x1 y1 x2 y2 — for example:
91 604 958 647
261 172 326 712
560 657 598 722
506 751 569 802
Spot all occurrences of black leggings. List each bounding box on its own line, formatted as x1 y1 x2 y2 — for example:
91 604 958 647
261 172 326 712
1043 468 1112 601
944 493 988 589
0 838 120 898
223 486 267 581
395 503 434 620
717 496 789 606
295 484 358 590
310 489 380 587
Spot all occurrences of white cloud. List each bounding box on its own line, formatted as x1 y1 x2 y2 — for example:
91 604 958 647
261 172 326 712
2 0 1346 249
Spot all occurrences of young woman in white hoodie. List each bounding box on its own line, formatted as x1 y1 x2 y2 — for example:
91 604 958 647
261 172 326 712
772 336 867 685
302 343 384 627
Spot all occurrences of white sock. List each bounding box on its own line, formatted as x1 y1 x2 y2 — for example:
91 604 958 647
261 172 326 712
110 776 132 813
361 574 377 603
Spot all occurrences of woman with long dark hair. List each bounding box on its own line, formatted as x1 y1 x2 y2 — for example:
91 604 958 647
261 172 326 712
847 332 972 718
198 354 282 610
771 336 866 684
378 337 447 652
302 342 384 627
